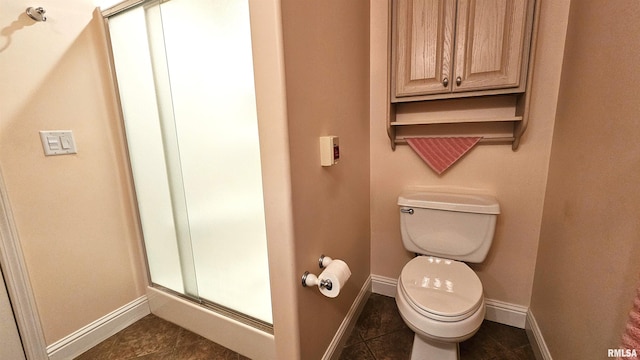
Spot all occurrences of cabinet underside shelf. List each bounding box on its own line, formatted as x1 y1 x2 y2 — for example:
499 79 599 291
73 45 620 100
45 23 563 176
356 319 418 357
394 135 516 145
387 98 530 150
386 92 529 150
388 117 522 150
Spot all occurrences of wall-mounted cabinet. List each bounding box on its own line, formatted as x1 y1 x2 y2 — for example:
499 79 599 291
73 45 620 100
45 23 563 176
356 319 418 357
388 0 539 150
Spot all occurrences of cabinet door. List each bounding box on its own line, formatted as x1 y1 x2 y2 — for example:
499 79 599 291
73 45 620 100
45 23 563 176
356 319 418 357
394 0 456 98
453 0 529 92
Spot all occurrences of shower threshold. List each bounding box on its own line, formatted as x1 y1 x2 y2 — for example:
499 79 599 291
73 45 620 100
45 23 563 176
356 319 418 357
151 284 273 334
146 286 276 360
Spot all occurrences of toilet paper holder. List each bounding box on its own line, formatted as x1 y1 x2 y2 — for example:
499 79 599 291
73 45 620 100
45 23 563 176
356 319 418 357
301 254 334 289
302 272 333 290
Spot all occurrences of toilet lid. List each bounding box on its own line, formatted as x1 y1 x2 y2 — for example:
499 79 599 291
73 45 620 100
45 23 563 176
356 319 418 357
400 256 483 321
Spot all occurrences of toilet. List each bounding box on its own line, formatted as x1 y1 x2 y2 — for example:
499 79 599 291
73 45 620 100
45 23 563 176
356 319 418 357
395 190 500 360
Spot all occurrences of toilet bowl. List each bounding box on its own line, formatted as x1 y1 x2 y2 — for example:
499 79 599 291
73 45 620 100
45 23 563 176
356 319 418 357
396 190 500 359
395 256 485 359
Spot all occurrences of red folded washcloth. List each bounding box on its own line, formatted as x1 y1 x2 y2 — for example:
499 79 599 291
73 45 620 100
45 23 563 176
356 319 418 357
406 137 482 175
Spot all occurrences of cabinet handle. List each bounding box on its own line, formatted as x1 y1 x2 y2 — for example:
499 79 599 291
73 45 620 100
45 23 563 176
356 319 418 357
442 77 449 87
456 76 462 86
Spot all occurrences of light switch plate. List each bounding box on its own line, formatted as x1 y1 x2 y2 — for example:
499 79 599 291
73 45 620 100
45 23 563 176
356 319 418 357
39 130 77 156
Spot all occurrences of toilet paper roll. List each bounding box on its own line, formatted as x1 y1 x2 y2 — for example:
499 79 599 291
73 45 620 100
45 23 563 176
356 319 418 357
318 260 351 298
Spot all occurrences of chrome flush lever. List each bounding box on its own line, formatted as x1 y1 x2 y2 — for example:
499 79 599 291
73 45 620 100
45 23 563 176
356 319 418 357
26 7 47 22
400 208 414 215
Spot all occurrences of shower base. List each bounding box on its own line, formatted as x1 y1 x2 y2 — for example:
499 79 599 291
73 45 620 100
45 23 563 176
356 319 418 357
146 286 276 360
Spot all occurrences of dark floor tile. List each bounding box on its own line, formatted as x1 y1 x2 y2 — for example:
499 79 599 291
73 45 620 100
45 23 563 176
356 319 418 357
175 328 209 347
74 314 245 360
338 341 376 360
507 344 537 360
482 320 530 349
365 327 414 360
107 315 183 359
74 335 118 360
169 339 241 360
344 326 364 347
459 321 512 360
354 293 407 341
135 348 175 360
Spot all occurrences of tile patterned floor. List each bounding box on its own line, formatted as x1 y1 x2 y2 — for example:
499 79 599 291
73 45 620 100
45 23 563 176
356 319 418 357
75 293 535 360
74 314 250 360
340 294 536 360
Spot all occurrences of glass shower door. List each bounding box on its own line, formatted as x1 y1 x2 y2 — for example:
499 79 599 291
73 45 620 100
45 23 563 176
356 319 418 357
108 0 272 325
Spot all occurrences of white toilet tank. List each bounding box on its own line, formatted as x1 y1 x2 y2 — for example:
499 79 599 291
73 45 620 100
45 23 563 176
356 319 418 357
398 190 500 263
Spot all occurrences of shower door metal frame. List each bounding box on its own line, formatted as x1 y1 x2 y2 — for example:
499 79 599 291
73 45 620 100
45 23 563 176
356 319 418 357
99 0 300 357
100 0 273 333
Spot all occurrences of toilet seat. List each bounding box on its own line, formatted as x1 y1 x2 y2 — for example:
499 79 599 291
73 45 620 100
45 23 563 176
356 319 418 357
399 256 483 322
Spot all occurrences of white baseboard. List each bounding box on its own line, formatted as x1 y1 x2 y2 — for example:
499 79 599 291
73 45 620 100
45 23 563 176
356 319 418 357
370 274 527 329
371 274 397 297
526 309 552 360
484 298 528 328
46 296 150 360
323 276 372 360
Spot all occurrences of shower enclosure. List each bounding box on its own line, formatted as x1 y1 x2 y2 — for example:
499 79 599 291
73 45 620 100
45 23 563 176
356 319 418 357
103 0 275 356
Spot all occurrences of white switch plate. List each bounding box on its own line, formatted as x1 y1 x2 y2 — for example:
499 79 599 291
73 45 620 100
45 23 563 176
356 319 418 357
39 130 77 156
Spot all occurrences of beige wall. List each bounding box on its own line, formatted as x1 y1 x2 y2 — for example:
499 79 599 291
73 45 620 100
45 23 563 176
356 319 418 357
11 0 637 359
0 1 146 345
280 0 371 358
370 1 571 307
530 1 640 357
